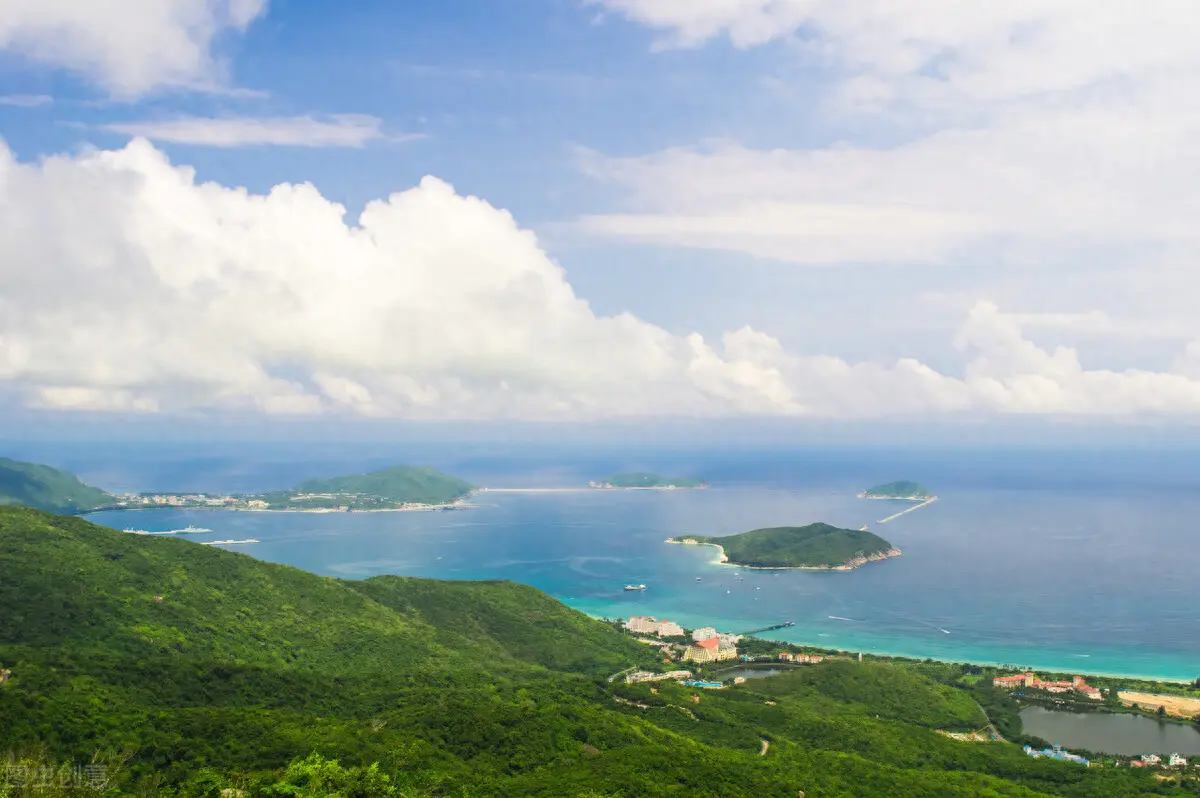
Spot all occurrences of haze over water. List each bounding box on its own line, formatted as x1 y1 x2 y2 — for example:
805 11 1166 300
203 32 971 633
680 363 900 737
55 440 1200 682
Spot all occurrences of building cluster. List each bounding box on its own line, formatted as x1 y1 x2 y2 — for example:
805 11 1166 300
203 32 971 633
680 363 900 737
1132 754 1189 768
993 673 1102 699
624 616 686 637
1024 745 1089 766
778 652 825 664
118 493 239 508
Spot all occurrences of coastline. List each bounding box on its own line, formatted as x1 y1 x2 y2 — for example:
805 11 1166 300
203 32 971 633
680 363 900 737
665 537 902 571
86 498 472 515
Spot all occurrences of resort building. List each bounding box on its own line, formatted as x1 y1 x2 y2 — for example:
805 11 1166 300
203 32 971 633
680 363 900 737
780 652 825 664
625 670 692 684
993 673 1101 699
1141 754 1161 765
682 637 738 664
657 620 685 637
625 616 660 635
1169 754 1188 767
692 627 718 642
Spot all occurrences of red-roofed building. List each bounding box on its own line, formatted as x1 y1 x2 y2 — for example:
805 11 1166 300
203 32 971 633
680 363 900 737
993 672 1101 699
683 635 737 663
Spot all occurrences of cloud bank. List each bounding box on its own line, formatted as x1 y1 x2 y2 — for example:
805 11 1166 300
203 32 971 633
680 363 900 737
102 114 391 148
0 0 268 97
2 140 1200 420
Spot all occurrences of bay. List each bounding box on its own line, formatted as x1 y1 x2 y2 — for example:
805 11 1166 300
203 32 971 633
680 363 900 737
83 450 1200 682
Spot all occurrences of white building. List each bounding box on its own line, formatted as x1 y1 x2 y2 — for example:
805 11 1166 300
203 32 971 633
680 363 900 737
1141 754 1161 765
691 627 718 642
625 616 660 635
717 633 741 647
1169 754 1188 767
657 620 685 637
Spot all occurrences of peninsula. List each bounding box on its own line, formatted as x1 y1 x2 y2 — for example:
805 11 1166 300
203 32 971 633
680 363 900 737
589 472 708 490
0 457 116 514
668 522 901 570
859 481 934 501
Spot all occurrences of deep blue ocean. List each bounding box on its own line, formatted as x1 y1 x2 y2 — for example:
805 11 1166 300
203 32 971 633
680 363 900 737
13 439 1199 682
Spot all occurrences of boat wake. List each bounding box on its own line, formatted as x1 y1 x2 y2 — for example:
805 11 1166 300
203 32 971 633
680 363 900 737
828 616 856 622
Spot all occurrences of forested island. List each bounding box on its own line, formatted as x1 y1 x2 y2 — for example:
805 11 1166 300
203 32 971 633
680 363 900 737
589 472 708 489
860 480 934 500
253 464 476 510
669 522 901 570
0 505 1179 795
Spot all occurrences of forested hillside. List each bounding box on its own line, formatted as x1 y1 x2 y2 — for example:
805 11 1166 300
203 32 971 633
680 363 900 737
0 507 1188 796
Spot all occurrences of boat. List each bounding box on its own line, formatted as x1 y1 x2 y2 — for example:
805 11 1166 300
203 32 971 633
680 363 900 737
623 584 646 591
173 525 213 534
200 539 260 546
695 577 702 581
122 528 151 535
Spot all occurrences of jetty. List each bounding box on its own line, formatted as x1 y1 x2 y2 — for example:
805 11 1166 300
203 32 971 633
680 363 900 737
877 496 937 524
737 621 795 636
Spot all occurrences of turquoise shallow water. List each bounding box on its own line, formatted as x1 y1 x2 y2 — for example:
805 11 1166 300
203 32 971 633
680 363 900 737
89 481 1200 682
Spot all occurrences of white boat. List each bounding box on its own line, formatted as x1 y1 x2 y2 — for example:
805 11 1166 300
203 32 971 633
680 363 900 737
122 528 151 535
623 584 646 591
174 525 213 534
201 539 260 545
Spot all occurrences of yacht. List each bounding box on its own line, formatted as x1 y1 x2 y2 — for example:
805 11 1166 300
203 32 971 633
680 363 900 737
623 584 647 591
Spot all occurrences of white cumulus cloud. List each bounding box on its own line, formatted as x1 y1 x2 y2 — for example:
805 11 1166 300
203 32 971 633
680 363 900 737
2 140 1200 420
0 0 268 97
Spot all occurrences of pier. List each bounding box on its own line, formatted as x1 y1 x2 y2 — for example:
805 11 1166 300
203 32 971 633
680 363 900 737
877 496 937 524
737 621 795 636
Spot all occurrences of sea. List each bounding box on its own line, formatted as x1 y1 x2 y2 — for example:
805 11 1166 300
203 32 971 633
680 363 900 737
15 439 1200 683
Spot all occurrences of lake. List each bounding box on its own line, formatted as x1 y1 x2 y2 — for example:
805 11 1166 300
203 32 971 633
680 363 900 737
1020 706 1200 756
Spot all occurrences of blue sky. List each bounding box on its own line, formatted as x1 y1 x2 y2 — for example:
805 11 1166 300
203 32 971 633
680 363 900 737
2 0 1200 434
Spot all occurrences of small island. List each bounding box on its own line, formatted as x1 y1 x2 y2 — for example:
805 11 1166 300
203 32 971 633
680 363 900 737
667 522 901 570
589 472 708 490
859 481 934 501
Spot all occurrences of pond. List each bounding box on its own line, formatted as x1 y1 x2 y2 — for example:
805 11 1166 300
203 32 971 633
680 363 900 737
1020 705 1200 756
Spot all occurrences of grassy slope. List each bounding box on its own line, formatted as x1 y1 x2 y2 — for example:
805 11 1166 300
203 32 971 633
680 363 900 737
0 457 113 514
0 507 1182 797
695 523 895 568
294 465 476 504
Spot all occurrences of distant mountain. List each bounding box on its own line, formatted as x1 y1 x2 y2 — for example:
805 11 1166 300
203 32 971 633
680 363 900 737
0 457 114 514
292 464 475 505
682 523 899 570
860 481 933 500
591 472 708 489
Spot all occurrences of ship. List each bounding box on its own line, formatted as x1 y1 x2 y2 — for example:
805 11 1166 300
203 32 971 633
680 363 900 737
623 584 646 591
173 525 214 534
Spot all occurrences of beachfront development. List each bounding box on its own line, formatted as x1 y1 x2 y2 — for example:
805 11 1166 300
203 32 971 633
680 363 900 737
993 672 1102 700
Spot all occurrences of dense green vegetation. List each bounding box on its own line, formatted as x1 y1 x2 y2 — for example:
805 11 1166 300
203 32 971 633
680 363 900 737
594 472 707 489
2 507 1194 796
861 480 933 499
0 457 114 514
270 464 476 506
685 523 897 569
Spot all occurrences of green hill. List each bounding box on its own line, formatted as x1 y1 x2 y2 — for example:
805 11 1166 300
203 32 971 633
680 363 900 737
686 523 898 569
0 457 114 514
861 481 933 500
593 472 707 488
0 507 1178 796
291 464 476 505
